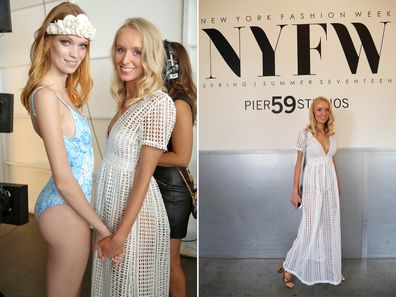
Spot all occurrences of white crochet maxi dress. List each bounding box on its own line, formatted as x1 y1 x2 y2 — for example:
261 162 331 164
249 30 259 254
283 129 342 285
91 90 176 296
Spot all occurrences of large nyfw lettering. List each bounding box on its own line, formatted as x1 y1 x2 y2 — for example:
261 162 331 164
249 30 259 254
202 22 389 77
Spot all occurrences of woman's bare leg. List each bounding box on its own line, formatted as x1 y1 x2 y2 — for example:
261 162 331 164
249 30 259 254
169 238 186 297
38 204 91 297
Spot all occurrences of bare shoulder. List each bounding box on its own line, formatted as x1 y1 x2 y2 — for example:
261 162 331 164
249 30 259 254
32 86 61 117
174 99 192 115
34 85 57 99
34 86 58 106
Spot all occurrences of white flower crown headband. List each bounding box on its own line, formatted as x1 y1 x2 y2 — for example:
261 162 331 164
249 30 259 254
46 14 96 41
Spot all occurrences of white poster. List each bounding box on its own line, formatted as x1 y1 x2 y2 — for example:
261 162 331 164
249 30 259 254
199 0 396 150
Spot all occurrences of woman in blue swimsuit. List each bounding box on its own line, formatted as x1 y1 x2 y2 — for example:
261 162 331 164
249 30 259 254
20 3 112 296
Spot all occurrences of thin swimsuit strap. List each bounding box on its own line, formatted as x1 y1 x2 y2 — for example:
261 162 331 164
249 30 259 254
30 86 79 117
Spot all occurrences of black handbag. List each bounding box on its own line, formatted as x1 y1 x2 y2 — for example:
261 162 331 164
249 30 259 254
178 168 197 219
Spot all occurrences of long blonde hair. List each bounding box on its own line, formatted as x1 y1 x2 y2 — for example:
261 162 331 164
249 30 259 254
110 18 165 109
306 96 335 136
21 2 93 111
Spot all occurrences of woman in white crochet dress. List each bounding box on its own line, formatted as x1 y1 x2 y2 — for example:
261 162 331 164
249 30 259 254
91 18 176 296
278 96 343 288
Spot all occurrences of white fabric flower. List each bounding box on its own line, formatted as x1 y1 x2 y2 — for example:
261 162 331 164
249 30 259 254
45 14 96 40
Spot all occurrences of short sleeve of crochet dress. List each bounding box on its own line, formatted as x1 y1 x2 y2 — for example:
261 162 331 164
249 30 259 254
141 93 176 151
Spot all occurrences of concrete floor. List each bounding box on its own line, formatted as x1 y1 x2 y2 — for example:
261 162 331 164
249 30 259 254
200 258 396 297
0 215 197 297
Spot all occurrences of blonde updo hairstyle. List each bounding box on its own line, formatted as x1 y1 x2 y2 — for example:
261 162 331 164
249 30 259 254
21 2 93 111
306 96 335 136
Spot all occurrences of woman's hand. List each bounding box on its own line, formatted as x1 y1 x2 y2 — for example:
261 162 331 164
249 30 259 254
291 192 302 209
111 252 124 264
95 229 124 262
98 228 112 240
94 235 125 260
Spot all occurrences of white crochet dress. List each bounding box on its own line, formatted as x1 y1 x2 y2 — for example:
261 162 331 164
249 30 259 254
283 129 342 285
91 90 176 296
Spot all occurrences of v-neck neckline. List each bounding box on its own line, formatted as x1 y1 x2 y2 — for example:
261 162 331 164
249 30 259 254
107 98 145 136
107 105 132 136
313 134 331 156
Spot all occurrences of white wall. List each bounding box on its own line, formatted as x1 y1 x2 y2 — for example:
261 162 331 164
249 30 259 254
199 0 396 150
0 0 197 253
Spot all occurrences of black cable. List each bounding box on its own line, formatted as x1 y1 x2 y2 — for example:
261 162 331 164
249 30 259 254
85 102 103 160
0 224 18 239
41 0 46 16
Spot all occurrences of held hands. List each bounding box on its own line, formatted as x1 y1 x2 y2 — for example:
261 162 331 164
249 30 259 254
291 191 302 209
94 234 125 263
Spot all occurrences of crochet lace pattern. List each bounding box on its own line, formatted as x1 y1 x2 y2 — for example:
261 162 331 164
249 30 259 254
283 129 342 285
91 90 176 296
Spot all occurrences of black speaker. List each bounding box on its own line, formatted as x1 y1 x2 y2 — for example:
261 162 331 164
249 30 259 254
0 183 28 226
0 0 12 32
164 40 179 81
0 93 13 133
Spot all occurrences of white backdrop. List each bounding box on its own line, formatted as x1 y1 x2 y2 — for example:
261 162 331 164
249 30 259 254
199 0 396 150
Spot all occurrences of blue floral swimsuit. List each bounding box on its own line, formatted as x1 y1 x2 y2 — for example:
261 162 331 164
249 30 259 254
31 87 94 218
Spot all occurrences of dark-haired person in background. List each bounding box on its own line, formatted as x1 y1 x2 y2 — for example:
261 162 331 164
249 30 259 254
154 41 197 297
